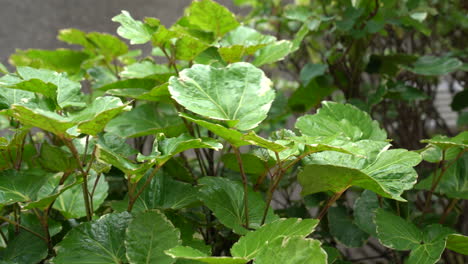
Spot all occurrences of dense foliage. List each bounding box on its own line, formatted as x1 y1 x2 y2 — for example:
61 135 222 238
0 0 467 263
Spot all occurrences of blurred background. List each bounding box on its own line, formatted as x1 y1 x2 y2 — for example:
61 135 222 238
0 0 244 63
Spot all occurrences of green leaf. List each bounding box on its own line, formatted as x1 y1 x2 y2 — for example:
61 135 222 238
288 77 336 112
254 236 327 264
241 131 286 152
0 169 50 205
126 211 181 264
175 35 209 61
416 152 468 199
184 0 239 38
353 190 379 236
421 131 468 150
198 177 278 235
374 209 422 250
138 133 222 167
218 26 276 63
87 32 129 61
9 49 88 74
112 10 159 44
231 218 319 259
403 56 463 76
299 149 421 201
10 105 74 136
252 40 293 67
53 171 109 219
295 101 387 141
106 103 185 138
53 212 133 264
180 113 249 147
328 206 368 248
299 63 328 86
23 173 81 210
169 63 275 130
0 85 35 110
0 228 47 264
96 135 148 177
166 246 248 264
113 171 199 213
406 225 454 264
451 90 468 111
38 143 77 173
70 96 130 136
120 61 173 79
222 153 268 175
16 66 84 108
446 234 468 255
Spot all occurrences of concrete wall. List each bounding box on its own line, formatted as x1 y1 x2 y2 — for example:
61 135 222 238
0 0 244 64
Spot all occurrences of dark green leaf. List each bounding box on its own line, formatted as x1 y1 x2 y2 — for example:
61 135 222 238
126 211 181 264
106 103 185 138
198 177 278 235
53 212 133 264
328 206 368 247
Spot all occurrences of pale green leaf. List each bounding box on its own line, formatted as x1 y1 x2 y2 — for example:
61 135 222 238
218 26 276 63
180 113 249 147
137 133 222 167
254 236 327 264
166 246 248 264
252 40 293 67
9 49 88 74
299 149 421 201
404 56 463 76
184 0 239 38
169 63 275 130
295 101 387 141
70 96 130 136
231 218 319 259
10 104 74 136
112 10 159 44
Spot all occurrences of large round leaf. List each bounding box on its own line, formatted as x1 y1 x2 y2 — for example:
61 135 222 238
169 62 275 131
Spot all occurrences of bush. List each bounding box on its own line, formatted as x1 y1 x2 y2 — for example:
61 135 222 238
0 0 466 263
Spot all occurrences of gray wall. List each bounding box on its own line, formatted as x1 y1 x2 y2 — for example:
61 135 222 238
0 0 244 65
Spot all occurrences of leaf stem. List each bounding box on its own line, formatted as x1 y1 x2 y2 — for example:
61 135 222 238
424 150 464 213
62 137 93 221
317 187 349 220
439 198 459 224
261 152 283 225
0 216 47 242
127 164 163 212
233 146 249 229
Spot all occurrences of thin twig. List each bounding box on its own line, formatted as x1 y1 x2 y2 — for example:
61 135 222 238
233 146 250 228
317 187 349 220
0 216 47 242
